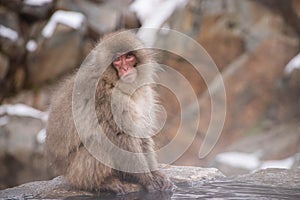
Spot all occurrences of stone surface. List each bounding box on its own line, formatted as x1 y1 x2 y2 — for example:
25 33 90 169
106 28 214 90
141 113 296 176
0 53 8 80
0 166 224 199
21 0 55 19
0 7 24 59
2 86 53 111
161 165 225 187
1 168 300 199
232 168 300 188
227 122 300 160
57 0 124 35
0 0 22 11
170 35 299 167
198 14 245 70
0 116 50 190
212 121 300 175
26 23 86 85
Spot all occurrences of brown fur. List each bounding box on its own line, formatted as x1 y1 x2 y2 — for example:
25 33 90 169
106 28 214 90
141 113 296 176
46 31 173 194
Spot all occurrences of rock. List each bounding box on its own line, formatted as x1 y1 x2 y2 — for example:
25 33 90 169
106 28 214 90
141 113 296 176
0 166 224 199
2 167 299 199
210 119 300 176
21 0 55 20
0 176 71 199
198 14 245 70
200 0 226 15
0 115 50 189
232 168 300 188
26 22 86 85
123 8 140 29
0 0 23 12
271 66 300 122
227 122 300 161
14 67 25 90
2 86 53 111
56 0 123 36
171 35 299 167
213 36 298 144
161 165 225 187
218 38 298 139
242 2 291 51
166 0 202 36
0 7 24 59
0 53 9 80
212 121 300 175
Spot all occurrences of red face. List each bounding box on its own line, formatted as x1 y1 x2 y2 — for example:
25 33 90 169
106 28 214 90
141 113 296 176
112 52 137 82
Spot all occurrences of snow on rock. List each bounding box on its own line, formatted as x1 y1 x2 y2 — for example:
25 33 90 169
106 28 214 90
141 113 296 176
284 52 300 74
215 151 261 170
130 0 188 45
0 25 19 42
26 40 38 52
259 157 295 170
42 10 85 38
130 0 187 26
0 116 9 126
24 0 52 6
0 104 48 122
37 128 47 144
215 151 296 172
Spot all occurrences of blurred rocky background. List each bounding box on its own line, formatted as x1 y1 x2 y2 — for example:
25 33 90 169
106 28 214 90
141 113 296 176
0 0 300 190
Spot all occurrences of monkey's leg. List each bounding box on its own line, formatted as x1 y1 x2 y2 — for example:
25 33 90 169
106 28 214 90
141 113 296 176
66 146 131 194
140 138 174 191
100 176 134 195
115 137 170 192
112 136 155 191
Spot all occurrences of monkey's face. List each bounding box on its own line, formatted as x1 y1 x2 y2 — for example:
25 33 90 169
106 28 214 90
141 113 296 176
112 52 138 83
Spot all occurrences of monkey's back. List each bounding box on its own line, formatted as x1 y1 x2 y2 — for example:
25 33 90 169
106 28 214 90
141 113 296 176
46 74 115 190
46 75 81 174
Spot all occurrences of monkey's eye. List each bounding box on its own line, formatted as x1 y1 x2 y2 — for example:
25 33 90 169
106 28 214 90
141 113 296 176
125 52 135 60
113 56 121 62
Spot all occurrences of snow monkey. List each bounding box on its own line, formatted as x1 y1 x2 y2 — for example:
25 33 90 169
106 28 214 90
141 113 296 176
46 31 173 194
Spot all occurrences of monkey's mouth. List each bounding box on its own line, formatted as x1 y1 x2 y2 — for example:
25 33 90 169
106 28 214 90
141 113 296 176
120 68 137 83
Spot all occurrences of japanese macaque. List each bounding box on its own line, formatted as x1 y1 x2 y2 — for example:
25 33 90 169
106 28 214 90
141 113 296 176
46 31 173 194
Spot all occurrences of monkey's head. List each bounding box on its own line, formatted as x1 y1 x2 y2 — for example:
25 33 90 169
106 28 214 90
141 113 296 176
112 51 138 83
98 31 157 85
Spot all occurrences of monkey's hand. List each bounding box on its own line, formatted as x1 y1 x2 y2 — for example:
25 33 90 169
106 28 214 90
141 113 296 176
147 171 174 192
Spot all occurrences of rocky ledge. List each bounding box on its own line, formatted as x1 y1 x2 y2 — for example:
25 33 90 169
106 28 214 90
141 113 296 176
1 166 300 199
0 165 224 199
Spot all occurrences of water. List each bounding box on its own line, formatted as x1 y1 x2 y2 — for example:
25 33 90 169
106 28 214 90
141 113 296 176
69 180 300 200
173 181 300 199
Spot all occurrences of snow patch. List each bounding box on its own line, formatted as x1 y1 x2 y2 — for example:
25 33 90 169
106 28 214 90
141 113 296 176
215 151 261 170
259 157 295 170
26 40 38 52
284 52 300 74
130 0 188 45
37 128 47 144
0 25 18 41
24 0 52 6
0 116 9 126
0 104 48 122
215 151 296 172
42 10 85 38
